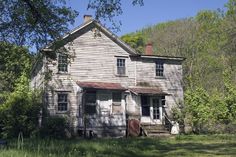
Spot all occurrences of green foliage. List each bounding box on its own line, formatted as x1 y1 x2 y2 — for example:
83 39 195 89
0 73 42 138
0 0 78 49
183 73 236 133
184 87 214 133
121 33 145 53
1 135 236 157
223 70 236 120
123 0 236 133
0 42 31 93
87 0 143 31
40 116 69 139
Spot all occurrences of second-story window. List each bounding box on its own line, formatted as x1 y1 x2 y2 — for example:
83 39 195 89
156 62 164 77
58 54 68 72
117 58 126 75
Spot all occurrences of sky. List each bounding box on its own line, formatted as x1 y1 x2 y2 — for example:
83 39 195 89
68 0 229 36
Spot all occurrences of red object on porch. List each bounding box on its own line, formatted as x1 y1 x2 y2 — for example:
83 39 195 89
77 81 126 90
129 87 168 95
128 119 140 137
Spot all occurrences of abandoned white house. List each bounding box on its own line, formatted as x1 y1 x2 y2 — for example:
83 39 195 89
31 15 184 137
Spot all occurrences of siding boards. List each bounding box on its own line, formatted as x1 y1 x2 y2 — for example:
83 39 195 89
32 22 184 135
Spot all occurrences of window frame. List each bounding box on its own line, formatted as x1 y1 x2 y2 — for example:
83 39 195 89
58 54 68 73
116 58 126 76
57 93 68 112
85 91 97 115
155 61 164 77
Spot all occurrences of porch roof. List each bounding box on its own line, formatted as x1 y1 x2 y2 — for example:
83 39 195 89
77 81 126 90
128 87 168 95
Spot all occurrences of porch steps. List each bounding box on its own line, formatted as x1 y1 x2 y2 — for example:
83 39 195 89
141 123 170 137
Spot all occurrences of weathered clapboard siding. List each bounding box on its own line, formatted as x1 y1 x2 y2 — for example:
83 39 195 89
31 19 184 136
43 25 132 135
30 57 45 90
68 26 135 87
135 58 183 115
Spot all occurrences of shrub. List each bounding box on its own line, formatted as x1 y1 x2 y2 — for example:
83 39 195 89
40 116 69 139
0 73 42 138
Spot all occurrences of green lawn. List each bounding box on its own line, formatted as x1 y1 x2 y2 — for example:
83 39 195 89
0 135 236 157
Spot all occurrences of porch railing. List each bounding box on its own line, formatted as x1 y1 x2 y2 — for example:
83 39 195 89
163 108 173 132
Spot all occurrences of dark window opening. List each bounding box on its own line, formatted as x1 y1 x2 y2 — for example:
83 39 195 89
152 98 160 119
156 62 164 77
85 91 96 115
58 93 68 111
112 92 121 105
141 96 150 116
58 54 68 72
161 96 165 106
117 59 126 75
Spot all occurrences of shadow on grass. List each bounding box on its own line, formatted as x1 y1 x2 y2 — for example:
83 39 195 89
6 135 236 157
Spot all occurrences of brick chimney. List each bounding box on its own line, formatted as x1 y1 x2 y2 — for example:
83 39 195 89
145 43 153 55
84 15 92 23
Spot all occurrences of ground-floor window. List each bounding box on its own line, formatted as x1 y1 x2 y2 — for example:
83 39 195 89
85 91 97 115
112 92 122 114
58 93 68 111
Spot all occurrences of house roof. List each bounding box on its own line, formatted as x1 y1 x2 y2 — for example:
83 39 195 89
42 19 137 55
77 81 126 90
131 54 185 61
129 87 168 95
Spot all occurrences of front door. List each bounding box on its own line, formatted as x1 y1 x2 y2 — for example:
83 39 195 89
151 98 162 124
141 96 162 124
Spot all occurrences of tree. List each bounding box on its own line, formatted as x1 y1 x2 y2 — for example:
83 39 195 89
121 33 145 53
0 0 78 50
0 42 31 94
0 0 144 50
0 73 42 138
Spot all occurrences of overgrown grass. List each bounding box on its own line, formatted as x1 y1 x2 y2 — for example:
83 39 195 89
1 134 236 157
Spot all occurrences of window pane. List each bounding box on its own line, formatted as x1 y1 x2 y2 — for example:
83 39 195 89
58 54 68 72
58 93 68 111
156 62 164 77
117 59 126 75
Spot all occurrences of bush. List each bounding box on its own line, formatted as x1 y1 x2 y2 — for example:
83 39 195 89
0 74 42 138
40 116 69 139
